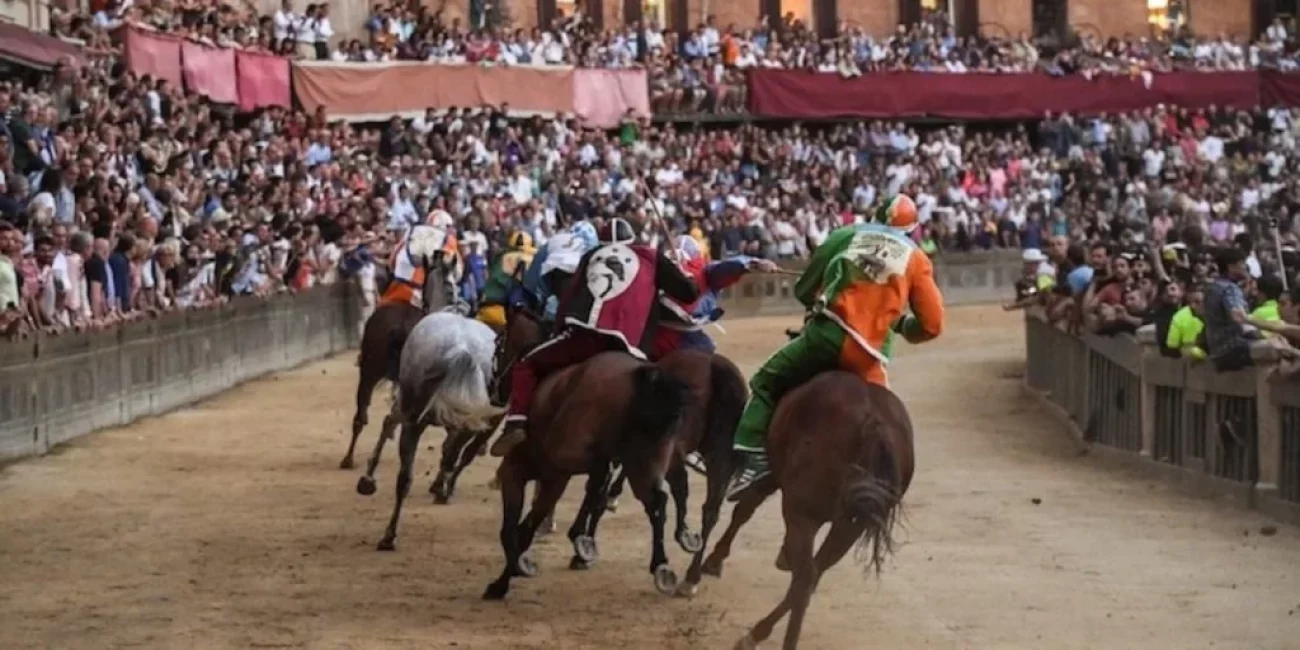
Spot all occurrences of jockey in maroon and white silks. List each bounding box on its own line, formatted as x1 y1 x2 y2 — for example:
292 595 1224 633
489 217 700 458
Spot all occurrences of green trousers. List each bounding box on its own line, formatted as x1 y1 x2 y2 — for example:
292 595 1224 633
733 316 845 452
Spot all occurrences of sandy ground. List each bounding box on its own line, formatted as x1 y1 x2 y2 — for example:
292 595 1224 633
2 306 1300 650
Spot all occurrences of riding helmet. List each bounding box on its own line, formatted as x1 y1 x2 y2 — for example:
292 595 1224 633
875 194 919 234
598 217 637 245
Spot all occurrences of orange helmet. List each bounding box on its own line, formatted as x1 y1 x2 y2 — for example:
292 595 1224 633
875 194 918 233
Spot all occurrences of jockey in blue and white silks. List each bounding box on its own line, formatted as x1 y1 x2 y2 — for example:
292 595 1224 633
649 235 777 360
521 220 599 322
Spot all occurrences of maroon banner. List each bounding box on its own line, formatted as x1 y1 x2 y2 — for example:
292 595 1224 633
122 28 183 89
1260 71 1300 109
236 50 291 112
181 41 237 104
748 70 1263 119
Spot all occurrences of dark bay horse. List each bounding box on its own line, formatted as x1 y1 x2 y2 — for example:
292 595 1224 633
339 227 456 470
702 371 914 650
482 348 693 601
569 349 748 597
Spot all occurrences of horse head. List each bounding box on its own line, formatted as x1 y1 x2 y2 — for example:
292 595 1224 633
489 305 547 405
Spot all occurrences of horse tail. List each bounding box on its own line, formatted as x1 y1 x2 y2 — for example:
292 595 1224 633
626 364 693 446
417 344 504 431
843 417 907 577
705 355 748 454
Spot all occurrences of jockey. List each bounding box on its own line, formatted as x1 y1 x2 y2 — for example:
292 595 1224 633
489 217 700 458
476 231 537 331
379 217 460 309
726 194 945 500
521 220 599 323
649 235 779 360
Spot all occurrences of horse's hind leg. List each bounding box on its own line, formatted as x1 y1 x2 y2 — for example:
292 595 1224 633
701 484 769 579
605 465 626 512
434 418 499 499
484 457 529 601
535 484 557 535
679 455 729 596
568 462 614 570
624 465 675 595
376 419 425 551
342 366 382 469
356 399 400 496
735 511 819 650
519 476 568 554
431 427 478 504
666 463 701 554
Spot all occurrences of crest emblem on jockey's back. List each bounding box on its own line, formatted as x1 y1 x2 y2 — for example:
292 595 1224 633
845 230 911 284
586 244 640 300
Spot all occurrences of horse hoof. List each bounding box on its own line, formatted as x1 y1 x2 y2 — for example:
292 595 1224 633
516 553 538 578
356 476 377 496
701 557 723 578
539 517 556 536
606 497 619 513
482 582 508 601
676 528 703 554
339 458 354 470
673 581 699 599
573 535 598 563
376 538 396 552
653 564 678 596
569 556 592 571
774 547 790 572
432 493 450 505
734 632 759 650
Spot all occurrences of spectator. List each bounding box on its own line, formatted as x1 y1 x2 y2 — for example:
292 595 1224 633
1202 247 1295 371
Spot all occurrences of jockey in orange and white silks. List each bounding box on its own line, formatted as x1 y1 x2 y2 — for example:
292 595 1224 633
379 220 462 310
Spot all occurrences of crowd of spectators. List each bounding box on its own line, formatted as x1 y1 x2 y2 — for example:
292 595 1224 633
4 0 1300 343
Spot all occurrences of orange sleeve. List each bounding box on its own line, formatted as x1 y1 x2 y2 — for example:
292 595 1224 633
902 251 944 343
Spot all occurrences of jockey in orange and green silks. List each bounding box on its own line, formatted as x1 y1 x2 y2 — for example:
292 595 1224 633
726 194 946 501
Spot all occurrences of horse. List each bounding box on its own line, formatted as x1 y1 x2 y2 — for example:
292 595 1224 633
340 226 457 470
353 310 503 551
481 321 694 600
567 349 748 598
701 371 914 650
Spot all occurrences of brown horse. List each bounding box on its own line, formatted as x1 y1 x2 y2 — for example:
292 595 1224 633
482 346 693 601
339 231 455 470
701 371 914 650
569 349 748 597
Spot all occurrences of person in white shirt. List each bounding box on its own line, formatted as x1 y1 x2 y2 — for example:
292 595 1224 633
1142 146 1165 178
295 5 318 59
273 0 298 48
312 4 334 61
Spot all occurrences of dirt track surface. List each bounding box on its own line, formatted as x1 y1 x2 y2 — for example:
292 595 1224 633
3 306 1300 650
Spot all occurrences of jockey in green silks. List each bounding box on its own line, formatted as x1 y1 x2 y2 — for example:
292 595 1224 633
726 194 946 501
